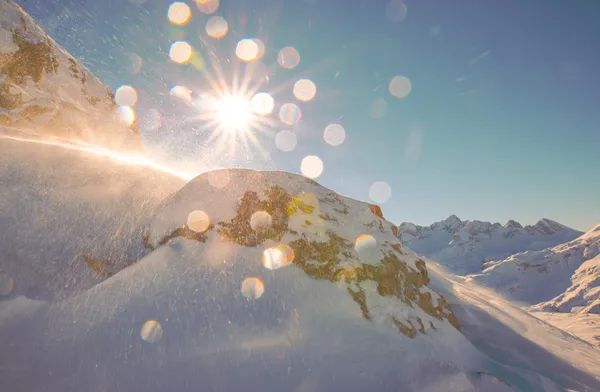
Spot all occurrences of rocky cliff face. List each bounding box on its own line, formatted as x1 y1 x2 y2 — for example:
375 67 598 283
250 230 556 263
0 0 141 152
397 215 583 275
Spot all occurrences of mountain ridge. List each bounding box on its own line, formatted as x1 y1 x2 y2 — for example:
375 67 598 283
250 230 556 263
397 214 583 275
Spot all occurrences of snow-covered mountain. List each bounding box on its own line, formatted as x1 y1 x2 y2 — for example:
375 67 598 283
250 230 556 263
0 0 141 152
466 224 600 314
2 166 600 391
0 131 185 300
397 215 582 275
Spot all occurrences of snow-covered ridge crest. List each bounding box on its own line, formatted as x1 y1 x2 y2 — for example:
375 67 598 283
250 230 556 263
397 214 582 275
468 223 600 314
147 169 460 337
0 0 141 152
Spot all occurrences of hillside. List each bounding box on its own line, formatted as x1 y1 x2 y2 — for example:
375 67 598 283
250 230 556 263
397 215 582 275
1 167 599 391
0 0 141 152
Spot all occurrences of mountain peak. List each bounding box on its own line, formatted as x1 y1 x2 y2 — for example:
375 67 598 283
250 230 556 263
504 219 523 229
531 218 566 235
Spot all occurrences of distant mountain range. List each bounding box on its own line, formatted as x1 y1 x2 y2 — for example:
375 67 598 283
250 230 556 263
0 0 141 152
469 224 600 314
397 215 583 275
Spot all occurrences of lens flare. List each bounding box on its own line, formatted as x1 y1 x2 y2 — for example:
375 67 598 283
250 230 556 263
275 130 297 152
301 155 323 179
389 75 412 99
170 85 192 103
141 320 163 343
369 98 387 119
262 244 294 270
0 274 14 296
251 92 274 116
236 39 259 62
168 2 191 25
241 277 265 299
207 169 230 189
117 106 136 126
369 181 392 204
278 47 300 69
355 234 377 251
250 211 272 231
115 85 138 107
187 210 211 232
293 79 317 102
323 124 345 146
386 0 408 23
279 103 301 125
196 0 219 15
205 15 228 38
169 40 192 64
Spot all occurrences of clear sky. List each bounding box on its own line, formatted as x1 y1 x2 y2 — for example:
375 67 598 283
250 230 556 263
16 0 600 231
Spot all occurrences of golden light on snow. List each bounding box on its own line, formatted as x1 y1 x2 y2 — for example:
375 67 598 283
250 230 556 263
168 2 191 25
236 39 259 62
195 0 219 14
140 320 163 343
293 79 317 102
207 169 230 189
275 130 297 152
251 92 274 116
300 155 323 179
0 273 14 296
205 15 228 39
386 0 408 22
279 103 301 125
169 40 193 64
214 95 252 132
262 244 295 270
187 210 211 232
250 211 272 231
277 47 300 69
115 85 138 107
369 181 392 204
323 123 345 146
170 85 192 103
241 277 265 299
389 75 412 99
117 106 136 126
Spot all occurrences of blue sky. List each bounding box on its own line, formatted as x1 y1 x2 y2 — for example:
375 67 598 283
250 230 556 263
17 0 600 231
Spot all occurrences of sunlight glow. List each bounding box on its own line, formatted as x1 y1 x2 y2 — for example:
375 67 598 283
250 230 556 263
323 123 345 146
301 155 323 179
236 39 259 62
293 79 317 102
389 75 412 99
215 95 251 132
115 85 138 107
117 106 136 126
195 0 219 15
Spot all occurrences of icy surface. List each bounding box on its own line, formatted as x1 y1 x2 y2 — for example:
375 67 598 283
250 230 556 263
397 215 582 275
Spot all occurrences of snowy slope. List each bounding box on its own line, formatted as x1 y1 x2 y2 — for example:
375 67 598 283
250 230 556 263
0 0 141 152
1 168 599 392
397 215 582 275
0 130 185 300
466 224 600 313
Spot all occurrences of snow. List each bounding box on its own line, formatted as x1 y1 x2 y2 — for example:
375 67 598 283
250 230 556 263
397 215 582 275
0 130 185 300
532 312 600 348
0 0 140 153
466 225 600 312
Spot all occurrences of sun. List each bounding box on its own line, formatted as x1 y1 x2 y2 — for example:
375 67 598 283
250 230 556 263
215 95 251 132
